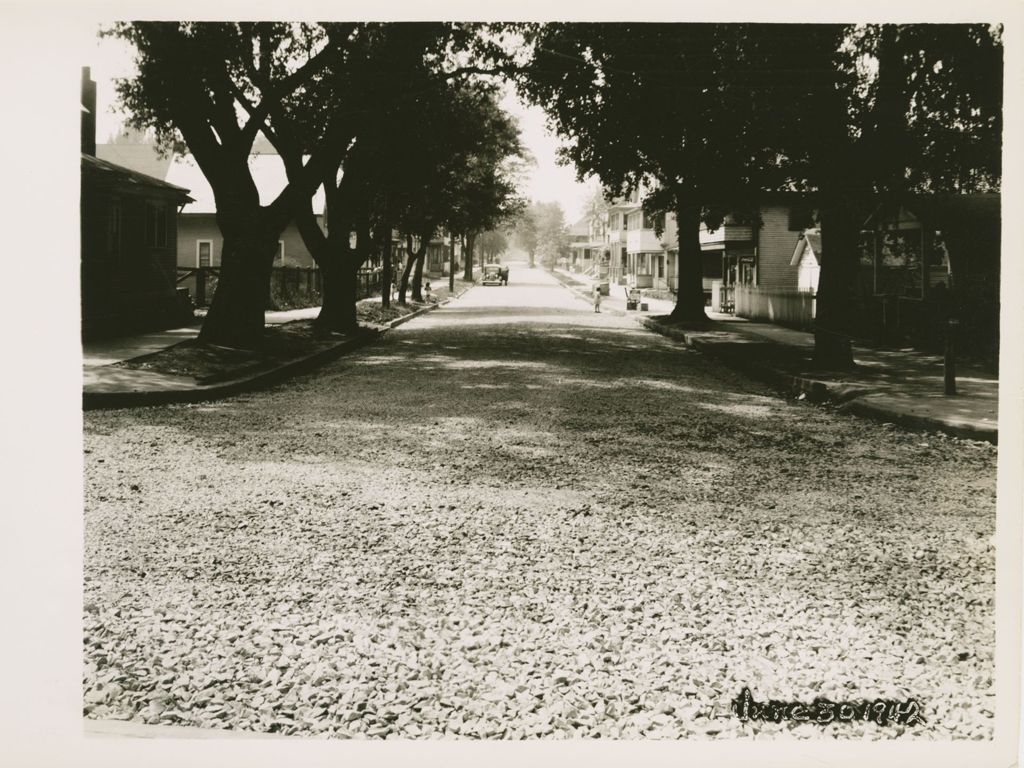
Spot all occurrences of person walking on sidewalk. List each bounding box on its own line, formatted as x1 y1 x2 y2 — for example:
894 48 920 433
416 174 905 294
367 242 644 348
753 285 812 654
593 284 602 313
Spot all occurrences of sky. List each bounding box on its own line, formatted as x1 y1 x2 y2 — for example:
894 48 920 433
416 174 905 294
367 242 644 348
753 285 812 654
86 31 597 224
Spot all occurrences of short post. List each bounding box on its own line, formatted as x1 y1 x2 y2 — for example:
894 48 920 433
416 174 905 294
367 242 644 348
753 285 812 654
944 318 959 396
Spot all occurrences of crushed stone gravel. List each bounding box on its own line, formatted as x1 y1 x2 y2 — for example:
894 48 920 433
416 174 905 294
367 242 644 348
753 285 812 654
83 269 997 740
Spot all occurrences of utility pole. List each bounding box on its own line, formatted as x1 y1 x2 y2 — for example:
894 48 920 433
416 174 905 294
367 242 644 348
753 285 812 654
448 229 456 293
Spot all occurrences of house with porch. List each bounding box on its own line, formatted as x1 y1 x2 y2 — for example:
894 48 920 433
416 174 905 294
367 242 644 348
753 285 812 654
709 191 998 354
567 213 609 276
80 67 195 340
164 154 325 271
424 235 452 276
860 194 999 355
714 198 818 328
98 135 327 306
164 152 326 305
605 195 636 285
625 206 668 291
566 217 591 271
596 187 816 316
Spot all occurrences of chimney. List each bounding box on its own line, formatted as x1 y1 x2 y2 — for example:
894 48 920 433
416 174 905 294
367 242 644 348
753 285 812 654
81 66 96 156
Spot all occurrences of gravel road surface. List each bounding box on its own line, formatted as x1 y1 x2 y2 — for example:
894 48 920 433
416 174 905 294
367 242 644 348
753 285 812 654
83 266 996 739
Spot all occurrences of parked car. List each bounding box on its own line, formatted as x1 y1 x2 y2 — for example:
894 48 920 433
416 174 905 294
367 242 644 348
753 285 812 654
482 264 503 286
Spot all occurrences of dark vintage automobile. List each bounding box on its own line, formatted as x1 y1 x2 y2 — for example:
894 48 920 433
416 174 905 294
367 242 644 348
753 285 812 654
482 264 504 286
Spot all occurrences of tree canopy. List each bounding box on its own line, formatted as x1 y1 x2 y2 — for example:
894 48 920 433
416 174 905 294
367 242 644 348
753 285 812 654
516 23 1002 354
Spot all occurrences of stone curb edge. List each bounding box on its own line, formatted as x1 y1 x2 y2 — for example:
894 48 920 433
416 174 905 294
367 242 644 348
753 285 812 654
840 397 998 445
81 297 461 411
638 316 997 444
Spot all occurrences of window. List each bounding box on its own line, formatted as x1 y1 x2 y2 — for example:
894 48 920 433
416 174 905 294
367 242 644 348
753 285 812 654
657 254 664 278
639 212 664 231
274 241 285 265
197 240 212 268
145 202 169 247
877 229 923 298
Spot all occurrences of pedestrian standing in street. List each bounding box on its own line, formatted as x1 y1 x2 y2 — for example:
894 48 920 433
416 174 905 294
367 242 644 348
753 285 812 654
593 284 602 313
425 280 433 302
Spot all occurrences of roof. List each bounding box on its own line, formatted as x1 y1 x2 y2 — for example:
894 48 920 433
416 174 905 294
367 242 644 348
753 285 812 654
805 230 822 256
81 154 193 201
165 153 326 216
95 143 175 182
863 193 1001 228
606 199 641 213
569 217 590 237
790 229 822 266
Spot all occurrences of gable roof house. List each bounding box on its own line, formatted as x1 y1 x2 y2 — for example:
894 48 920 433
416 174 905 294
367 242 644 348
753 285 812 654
80 67 194 340
861 193 1000 355
790 228 822 293
98 135 327 307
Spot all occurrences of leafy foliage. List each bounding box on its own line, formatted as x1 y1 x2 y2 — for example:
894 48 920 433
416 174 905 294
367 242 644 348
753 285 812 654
512 202 569 267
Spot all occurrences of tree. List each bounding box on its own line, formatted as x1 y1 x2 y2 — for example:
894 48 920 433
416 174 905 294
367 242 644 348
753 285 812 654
792 24 1002 366
521 23 1001 364
277 24 525 326
582 186 609 224
510 201 568 268
389 80 524 303
108 22 357 348
519 24 802 322
512 208 539 267
477 230 509 262
447 140 526 283
532 202 570 267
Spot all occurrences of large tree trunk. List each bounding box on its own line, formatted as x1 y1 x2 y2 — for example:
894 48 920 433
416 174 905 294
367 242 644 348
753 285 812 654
196 163 286 349
411 249 426 302
313 256 359 333
291 181 356 335
397 235 416 305
807 31 862 371
380 227 393 309
669 199 709 323
463 233 475 281
814 194 861 370
448 231 456 292
198 221 278 349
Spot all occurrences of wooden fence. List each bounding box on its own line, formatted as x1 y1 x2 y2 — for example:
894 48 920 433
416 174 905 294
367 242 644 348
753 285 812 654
734 285 816 330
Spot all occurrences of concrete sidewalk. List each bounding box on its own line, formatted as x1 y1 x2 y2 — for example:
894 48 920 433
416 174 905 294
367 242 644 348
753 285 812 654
83 307 322 369
551 267 998 443
82 284 473 409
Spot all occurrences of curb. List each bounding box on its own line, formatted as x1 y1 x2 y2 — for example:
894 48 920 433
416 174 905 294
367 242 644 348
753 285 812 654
546 268 627 316
638 316 997 443
83 301 449 411
840 396 998 444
